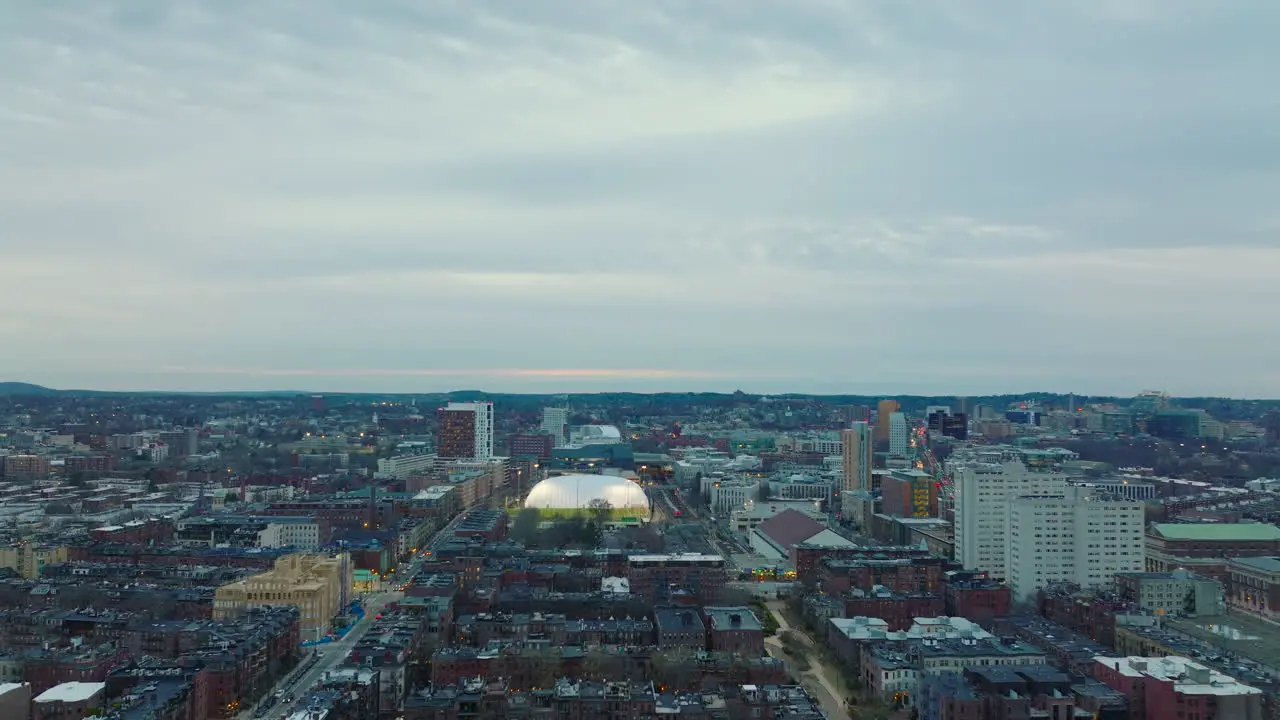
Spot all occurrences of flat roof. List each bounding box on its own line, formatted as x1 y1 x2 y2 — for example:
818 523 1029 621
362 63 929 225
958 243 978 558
34 681 106 703
1230 556 1280 574
1151 523 1280 542
1094 656 1261 696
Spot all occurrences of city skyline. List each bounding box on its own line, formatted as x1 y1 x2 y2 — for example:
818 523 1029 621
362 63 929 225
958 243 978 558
3 2 1278 397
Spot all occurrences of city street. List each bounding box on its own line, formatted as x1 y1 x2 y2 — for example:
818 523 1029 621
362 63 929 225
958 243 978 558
243 511 468 719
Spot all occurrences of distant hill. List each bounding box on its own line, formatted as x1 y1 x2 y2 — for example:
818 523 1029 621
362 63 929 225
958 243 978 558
0 382 61 396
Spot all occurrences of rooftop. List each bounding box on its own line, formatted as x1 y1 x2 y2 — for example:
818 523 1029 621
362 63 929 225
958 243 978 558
1150 523 1280 542
34 681 106 703
1095 655 1262 696
704 606 762 632
1230 556 1280 574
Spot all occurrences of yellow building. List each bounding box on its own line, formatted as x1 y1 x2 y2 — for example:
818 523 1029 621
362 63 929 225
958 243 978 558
213 553 351 638
0 544 68 579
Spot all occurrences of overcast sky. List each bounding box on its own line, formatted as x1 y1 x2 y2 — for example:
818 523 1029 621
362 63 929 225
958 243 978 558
2 1 1278 397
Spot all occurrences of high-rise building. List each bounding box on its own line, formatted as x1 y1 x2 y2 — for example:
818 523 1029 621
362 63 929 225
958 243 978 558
888 412 909 457
875 400 900 442
540 406 569 447
1006 487 1144 601
436 401 495 460
840 421 873 492
954 460 1068 581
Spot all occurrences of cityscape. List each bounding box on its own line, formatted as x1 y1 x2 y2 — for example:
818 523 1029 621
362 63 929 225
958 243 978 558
0 387 1278 719
4 2 1278 720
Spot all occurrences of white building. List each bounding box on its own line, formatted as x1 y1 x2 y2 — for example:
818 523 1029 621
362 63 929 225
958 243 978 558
376 452 436 479
769 473 835 500
954 460 1068 581
707 478 762 515
444 402 495 459
841 422 873 492
540 407 569 447
889 412 909 457
1007 487 1144 601
1068 478 1156 501
258 520 322 551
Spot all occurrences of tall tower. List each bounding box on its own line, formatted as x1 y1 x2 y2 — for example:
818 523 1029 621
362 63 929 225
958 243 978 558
875 399 900 442
436 401 495 460
841 421 873 492
889 412 909 457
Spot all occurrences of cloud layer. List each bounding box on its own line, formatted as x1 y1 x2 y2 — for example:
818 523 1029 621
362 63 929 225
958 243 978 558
2 1 1278 396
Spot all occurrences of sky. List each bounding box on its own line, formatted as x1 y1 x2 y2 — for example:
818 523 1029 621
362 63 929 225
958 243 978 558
2 1 1278 398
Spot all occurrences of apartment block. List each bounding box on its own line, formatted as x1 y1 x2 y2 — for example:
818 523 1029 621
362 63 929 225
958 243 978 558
1007 487 1144 601
436 402 494 460
954 460 1068 581
377 452 437 479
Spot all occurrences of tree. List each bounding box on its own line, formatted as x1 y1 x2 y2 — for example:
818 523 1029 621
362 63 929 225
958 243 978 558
581 649 628 680
511 508 542 545
587 498 613 527
649 648 698 691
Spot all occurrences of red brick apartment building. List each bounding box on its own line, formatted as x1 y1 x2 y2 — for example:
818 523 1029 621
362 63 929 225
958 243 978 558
1094 655 1263 720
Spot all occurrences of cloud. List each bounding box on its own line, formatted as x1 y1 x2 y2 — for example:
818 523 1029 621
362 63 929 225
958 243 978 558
1 0 1277 396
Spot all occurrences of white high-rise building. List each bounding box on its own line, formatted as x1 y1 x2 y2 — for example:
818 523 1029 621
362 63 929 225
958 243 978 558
439 401 495 460
1007 487 1145 601
540 407 569 447
889 412 909 457
954 460 1068 581
841 422 873 492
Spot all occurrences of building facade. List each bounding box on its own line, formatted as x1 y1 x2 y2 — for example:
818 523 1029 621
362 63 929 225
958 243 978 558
436 402 495 460
954 461 1068 582
1006 488 1144 601
540 407 569 448
213 553 351 639
889 412 908 457
841 421 873 493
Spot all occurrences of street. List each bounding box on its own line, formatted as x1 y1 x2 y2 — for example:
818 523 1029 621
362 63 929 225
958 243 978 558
242 511 468 720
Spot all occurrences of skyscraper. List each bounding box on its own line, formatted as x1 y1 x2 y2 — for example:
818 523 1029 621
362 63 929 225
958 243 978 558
436 401 495 460
875 399 900 442
841 421 873 492
889 412 909 457
540 406 569 448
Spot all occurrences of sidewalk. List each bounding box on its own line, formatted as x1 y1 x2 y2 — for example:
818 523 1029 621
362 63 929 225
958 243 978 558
764 600 850 719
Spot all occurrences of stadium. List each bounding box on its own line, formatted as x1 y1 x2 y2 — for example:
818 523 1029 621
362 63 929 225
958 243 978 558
522 473 651 526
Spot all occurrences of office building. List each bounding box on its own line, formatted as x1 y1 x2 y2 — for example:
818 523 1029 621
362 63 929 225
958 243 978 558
540 406 569 447
875 399 900 442
436 401 495 460
841 421 873 492
1006 487 1144 601
889 412 909 457
954 461 1068 581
